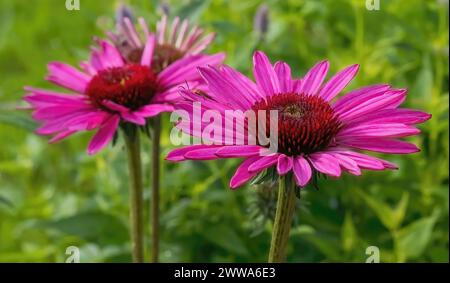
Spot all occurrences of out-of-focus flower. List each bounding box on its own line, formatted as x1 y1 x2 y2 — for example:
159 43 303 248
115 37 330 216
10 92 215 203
115 2 134 24
159 1 170 16
254 4 269 41
108 15 216 72
167 51 431 189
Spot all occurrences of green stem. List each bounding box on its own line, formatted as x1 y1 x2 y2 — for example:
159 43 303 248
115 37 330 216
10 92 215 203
268 175 297 263
124 129 144 263
151 116 161 263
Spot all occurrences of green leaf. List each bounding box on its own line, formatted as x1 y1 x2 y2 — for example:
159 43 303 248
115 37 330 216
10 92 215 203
203 225 249 256
291 225 316 236
40 211 128 245
392 193 409 228
175 0 211 22
0 195 14 208
304 234 341 262
411 56 433 99
341 213 358 252
0 109 36 131
396 210 440 260
356 189 408 230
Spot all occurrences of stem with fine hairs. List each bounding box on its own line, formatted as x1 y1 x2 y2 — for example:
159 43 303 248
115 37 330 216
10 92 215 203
268 175 297 263
124 128 144 263
151 116 161 263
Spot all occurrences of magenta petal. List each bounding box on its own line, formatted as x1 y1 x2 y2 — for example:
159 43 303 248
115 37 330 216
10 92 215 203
102 100 129 113
309 153 341 177
135 104 174 117
35 110 106 135
153 88 182 103
215 146 263 158
156 15 168 43
341 153 384 170
293 156 312 187
277 154 293 175
274 61 293 93
292 79 302 93
198 66 253 109
122 112 146 125
326 152 361 175
319 64 359 101
102 100 146 125
140 34 156 67
187 33 216 54
345 109 432 126
327 149 394 171
80 61 97 76
230 156 261 189
71 112 109 131
166 145 219 161
87 115 120 155
49 130 77 144
248 154 279 173
253 51 280 97
220 65 264 102
332 84 391 114
338 137 420 154
46 62 90 93
158 53 225 87
300 60 329 96
337 89 407 121
338 123 420 139
380 160 398 170
32 104 92 121
89 51 105 71
89 41 124 71
123 17 143 47
97 40 124 68
24 87 88 107
383 89 407 109
183 147 221 160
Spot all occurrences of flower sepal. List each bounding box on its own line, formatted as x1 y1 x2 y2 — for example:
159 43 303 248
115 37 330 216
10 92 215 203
250 166 278 186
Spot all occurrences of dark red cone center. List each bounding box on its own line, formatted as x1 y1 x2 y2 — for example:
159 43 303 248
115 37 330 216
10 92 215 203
86 64 158 110
119 44 183 73
151 44 184 73
251 93 342 156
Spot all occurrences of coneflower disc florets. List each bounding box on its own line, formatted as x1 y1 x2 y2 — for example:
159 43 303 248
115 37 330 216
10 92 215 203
86 64 158 110
117 44 184 73
152 44 184 73
252 93 342 156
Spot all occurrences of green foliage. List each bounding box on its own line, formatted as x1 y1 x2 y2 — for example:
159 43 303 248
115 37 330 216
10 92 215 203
0 0 448 262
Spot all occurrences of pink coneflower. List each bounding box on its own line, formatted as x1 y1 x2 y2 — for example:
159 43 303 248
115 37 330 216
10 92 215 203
166 51 430 262
24 25 224 155
108 15 216 72
168 51 430 189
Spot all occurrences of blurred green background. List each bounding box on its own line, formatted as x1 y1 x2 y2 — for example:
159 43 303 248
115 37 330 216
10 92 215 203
0 0 448 263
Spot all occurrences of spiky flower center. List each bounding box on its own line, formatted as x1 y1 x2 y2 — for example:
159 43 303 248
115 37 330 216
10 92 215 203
120 44 184 73
86 64 158 110
152 44 184 73
251 93 342 156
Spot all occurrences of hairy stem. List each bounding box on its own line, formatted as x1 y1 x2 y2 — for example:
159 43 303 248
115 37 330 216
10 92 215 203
124 129 144 263
151 116 161 263
268 175 297 263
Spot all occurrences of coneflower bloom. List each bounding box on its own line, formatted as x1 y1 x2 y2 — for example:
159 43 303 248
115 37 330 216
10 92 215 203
167 51 431 189
24 23 224 155
108 15 216 72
